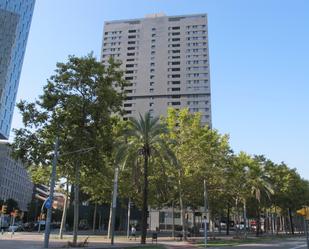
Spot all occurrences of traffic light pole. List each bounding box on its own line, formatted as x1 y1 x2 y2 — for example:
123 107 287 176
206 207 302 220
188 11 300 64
44 138 59 248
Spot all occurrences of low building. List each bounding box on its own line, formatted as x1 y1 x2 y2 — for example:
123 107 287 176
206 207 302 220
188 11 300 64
149 207 207 232
0 141 33 211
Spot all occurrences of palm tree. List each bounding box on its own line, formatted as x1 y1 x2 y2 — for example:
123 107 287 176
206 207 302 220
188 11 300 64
246 156 274 236
123 112 167 244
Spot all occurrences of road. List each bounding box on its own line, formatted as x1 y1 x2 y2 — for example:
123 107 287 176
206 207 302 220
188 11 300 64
210 238 308 249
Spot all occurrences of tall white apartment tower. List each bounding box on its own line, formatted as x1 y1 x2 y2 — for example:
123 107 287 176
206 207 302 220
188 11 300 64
101 13 212 126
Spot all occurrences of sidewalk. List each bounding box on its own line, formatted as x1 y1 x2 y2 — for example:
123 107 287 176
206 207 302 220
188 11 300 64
0 232 201 249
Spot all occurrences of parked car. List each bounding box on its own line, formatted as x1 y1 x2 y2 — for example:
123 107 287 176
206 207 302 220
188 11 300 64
236 222 245 230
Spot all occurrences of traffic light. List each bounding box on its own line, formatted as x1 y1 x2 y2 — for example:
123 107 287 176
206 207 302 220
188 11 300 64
297 208 306 216
296 207 309 220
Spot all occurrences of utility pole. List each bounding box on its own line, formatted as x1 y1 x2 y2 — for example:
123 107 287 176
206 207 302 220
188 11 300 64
44 138 59 248
203 179 208 248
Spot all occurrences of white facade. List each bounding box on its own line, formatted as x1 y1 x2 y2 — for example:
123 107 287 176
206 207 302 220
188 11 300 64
149 207 208 232
101 13 211 126
0 142 33 211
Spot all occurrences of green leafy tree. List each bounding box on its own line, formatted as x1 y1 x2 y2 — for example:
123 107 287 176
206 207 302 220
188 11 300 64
11 54 126 245
163 108 232 238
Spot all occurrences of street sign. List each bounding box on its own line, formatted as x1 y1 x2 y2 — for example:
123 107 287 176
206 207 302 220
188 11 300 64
44 198 52 209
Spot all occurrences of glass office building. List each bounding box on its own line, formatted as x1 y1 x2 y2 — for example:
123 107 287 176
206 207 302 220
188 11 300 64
0 0 35 139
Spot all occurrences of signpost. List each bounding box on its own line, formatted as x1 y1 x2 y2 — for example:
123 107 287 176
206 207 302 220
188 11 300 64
45 198 52 210
297 207 309 249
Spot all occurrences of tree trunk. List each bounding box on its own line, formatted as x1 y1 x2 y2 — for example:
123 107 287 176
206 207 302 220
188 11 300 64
98 211 102 231
226 203 230 236
285 215 288 234
235 199 240 238
110 166 119 245
140 152 149 244
243 201 248 238
289 208 295 235
59 181 69 239
73 163 80 245
193 208 196 236
107 200 112 238
93 203 97 233
256 206 261 237
127 198 131 238
178 170 187 240
172 201 175 239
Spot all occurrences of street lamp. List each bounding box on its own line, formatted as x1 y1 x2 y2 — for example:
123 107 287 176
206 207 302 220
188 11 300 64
43 141 95 248
44 137 59 248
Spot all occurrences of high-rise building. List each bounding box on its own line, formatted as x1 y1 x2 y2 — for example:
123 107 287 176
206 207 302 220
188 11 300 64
0 0 35 139
101 13 211 126
0 142 33 211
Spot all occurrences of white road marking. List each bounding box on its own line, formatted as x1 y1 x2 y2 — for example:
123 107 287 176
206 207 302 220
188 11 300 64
289 244 307 249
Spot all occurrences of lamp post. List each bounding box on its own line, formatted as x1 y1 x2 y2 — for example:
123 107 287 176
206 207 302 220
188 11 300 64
42 140 95 248
44 137 59 248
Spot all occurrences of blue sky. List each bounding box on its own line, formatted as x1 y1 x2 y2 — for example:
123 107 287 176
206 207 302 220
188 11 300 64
13 0 309 179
